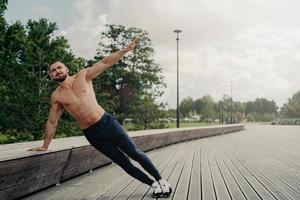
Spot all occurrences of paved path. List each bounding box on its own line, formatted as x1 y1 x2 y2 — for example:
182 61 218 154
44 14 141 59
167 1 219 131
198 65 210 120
23 125 300 200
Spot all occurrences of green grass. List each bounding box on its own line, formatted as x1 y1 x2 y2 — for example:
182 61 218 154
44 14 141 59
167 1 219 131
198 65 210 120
0 122 220 144
0 134 9 144
124 122 219 130
166 122 219 128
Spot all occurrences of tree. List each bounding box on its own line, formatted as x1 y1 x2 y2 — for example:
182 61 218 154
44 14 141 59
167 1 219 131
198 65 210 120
245 101 255 115
193 98 204 115
130 96 165 130
201 95 216 120
92 24 166 124
281 91 300 118
244 98 278 122
0 0 8 62
221 95 232 118
0 18 83 142
233 101 245 113
235 111 243 122
180 97 194 118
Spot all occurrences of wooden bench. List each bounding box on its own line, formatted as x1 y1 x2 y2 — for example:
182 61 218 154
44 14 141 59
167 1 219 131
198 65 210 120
0 124 244 200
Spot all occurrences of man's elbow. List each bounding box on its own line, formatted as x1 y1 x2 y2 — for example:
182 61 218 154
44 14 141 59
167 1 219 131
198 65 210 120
45 120 58 131
86 65 106 80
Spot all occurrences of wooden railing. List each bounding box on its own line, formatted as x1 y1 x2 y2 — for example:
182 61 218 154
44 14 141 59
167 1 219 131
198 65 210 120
0 124 244 200
273 118 300 125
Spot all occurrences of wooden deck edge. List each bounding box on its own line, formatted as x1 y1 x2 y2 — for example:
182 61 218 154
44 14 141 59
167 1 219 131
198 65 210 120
0 124 244 200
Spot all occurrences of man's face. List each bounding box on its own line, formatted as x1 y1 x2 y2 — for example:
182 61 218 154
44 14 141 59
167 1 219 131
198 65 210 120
49 61 69 82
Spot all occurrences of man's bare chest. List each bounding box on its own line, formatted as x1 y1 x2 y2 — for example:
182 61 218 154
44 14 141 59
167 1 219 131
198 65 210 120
56 77 92 107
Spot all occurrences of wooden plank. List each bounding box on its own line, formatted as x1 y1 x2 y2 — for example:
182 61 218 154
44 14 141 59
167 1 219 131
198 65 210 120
256 135 300 180
111 145 177 200
210 138 260 200
1 171 62 200
23 124 300 200
61 146 112 181
143 143 190 200
223 151 278 200
219 153 260 200
210 130 277 200
187 140 201 200
243 160 300 200
0 125 244 162
213 155 246 200
228 150 291 200
201 139 216 200
219 133 279 200
144 142 193 200
206 139 231 200
261 162 300 193
0 150 71 200
86 146 174 200
0 125 244 200
209 150 246 199
156 143 187 200
23 163 119 200
1 161 65 190
128 144 183 200
0 150 71 176
227 141 300 200
172 141 195 200
63 167 127 200
44 142 180 200
225 128 300 197
81 169 131 200
223 126 300 199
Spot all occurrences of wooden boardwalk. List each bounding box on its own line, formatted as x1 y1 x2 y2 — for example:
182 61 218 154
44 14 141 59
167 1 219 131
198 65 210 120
22 125 300 200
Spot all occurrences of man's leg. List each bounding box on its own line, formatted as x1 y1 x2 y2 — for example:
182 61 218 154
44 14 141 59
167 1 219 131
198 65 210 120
92 140 155 186
108 116 173 197
109 117 162 181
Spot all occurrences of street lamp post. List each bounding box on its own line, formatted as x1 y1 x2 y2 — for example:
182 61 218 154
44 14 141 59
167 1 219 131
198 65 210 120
219 101 224 124
174 29 182 128
230 81 233 124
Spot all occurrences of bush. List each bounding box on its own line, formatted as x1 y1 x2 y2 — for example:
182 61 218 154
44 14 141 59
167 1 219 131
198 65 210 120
1 129 33 144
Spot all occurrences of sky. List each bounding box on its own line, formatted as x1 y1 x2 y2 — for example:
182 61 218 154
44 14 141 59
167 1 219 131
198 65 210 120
4 0 300 109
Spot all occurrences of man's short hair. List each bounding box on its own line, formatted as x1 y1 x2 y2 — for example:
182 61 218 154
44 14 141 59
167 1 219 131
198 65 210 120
48 59 63 71
49 59 61 66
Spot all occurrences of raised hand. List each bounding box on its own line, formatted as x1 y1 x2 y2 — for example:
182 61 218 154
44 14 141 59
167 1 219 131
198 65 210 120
123 37 140 52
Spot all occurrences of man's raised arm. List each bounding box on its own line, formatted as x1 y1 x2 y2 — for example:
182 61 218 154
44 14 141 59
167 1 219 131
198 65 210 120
28 95 64 151
85 37 139 80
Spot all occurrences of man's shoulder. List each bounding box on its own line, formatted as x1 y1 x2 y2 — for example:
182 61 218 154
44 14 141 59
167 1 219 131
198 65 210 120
72 68 88 78
77 68 88 74
73 69 91 82
50 88 60 102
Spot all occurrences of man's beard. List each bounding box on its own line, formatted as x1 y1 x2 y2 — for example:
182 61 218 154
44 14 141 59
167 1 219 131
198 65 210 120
54 74 68 82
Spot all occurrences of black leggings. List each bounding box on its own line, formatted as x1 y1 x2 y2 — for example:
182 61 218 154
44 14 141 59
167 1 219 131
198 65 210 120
83 112 162 186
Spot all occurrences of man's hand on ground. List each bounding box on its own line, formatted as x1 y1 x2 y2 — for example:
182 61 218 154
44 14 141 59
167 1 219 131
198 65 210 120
27 146 48 151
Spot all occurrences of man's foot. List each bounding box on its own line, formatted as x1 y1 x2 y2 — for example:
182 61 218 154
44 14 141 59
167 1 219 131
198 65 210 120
159 179 172 197
151 181 163 198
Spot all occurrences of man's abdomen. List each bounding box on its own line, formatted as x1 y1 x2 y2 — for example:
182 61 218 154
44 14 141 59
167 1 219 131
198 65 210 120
67 102 105 129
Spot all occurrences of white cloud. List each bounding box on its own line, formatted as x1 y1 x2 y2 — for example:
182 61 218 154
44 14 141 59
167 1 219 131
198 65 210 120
33 5 52 16
57 0 108 59
54 0 300 108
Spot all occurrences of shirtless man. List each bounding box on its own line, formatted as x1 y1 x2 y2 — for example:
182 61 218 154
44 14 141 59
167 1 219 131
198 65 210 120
28 38 172 198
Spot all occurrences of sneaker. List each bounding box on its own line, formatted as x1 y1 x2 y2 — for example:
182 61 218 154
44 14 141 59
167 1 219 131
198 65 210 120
159 179 172 197
151 181 163 198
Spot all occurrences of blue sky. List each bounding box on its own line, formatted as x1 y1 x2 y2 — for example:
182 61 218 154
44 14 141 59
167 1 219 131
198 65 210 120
4 0 300 108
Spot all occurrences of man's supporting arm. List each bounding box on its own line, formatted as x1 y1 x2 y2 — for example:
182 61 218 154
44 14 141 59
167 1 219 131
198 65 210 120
85 37 138 81
28 96 63 151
